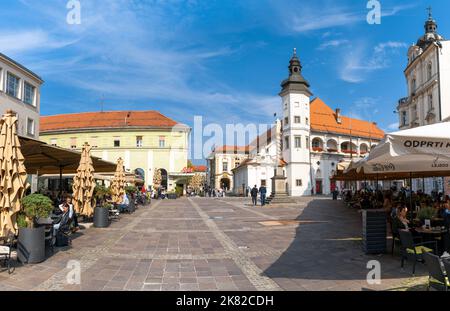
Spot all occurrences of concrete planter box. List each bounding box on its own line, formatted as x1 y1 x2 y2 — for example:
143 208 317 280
17 226 45 264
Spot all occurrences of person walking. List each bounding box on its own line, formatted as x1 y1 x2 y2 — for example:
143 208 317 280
259 184 267 206
250 185 258 206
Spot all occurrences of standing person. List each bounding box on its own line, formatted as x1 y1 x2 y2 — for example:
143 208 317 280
245 186 250 197
259 184 267 206
250 185 258 206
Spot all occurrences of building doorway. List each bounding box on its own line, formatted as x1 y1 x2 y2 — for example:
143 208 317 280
316 180 323 195
220 177 230 191
160 169 168 190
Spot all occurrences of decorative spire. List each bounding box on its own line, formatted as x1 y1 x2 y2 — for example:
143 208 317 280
288 48 302 76
427 6 433 20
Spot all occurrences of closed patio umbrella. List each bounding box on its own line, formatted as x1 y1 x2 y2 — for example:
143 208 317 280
72 143 96 217
111 158 126 204
0 110 29 237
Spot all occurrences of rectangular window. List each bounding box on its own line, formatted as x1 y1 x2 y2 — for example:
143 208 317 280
159 136 166 148
6 72 20 98
305 117 309 125
296 179 303 187
306 136 309 148
114 138 120 147
136 136 143 148
223 161 228 172
261 179 267 187
401 111 407 126
24 82 35 106
50 138 57 146
26 118 35 136
294 102 300 108
284 136 289 150
294 116 301 124
284 117 289 125
70 137 77 149
295 136 301 148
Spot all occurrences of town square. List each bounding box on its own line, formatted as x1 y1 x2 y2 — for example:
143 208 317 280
1 0 450 299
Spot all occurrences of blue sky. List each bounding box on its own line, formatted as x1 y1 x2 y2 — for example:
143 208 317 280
1 0 449 162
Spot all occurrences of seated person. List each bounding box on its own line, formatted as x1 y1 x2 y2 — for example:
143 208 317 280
394 206 410 230
53 204 71 239
59 196 80 232
117 193 130 213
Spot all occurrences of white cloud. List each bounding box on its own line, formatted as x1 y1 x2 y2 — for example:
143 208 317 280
317 39 349 50
340 41 407 83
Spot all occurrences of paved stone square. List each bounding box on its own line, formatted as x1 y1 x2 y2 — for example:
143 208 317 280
0 197 428 291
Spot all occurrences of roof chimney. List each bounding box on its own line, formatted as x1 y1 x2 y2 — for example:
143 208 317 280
335 108 342 124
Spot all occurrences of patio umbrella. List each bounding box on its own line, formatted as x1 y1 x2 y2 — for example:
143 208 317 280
0 110 29 238
111 158 126 204
356 122 450 174
72 143 96 217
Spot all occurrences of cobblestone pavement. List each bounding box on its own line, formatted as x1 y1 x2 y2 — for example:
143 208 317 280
0 197 427 291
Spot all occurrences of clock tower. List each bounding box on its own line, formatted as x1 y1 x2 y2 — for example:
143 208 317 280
279 49 313 196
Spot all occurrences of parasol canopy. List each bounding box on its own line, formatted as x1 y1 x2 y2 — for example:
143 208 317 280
0 110 29 237
111 158 126 204
72 142 96 217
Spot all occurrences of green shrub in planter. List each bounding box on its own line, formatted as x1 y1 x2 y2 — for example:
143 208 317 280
21 194 54 228
94 185 111 206
125 186 138 195
16 213 28 229
417 206 436 221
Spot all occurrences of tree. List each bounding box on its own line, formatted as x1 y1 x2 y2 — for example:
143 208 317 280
189 173 206 193
153 168 162 190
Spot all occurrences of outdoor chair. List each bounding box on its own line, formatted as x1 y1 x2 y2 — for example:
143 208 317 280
44 224 54 254
0 234 16 274
423 252 449 291
399 229 437 275
109 207 121 221
53 214 73 247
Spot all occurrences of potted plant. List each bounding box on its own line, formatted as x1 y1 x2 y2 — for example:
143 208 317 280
417 206 436 226
167 191 178 200
18 194 53 264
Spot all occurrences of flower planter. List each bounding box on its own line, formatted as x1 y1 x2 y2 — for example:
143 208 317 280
17 226 45 264
93 207 110 228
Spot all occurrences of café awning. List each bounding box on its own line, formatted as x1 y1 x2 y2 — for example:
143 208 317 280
19 136 116 175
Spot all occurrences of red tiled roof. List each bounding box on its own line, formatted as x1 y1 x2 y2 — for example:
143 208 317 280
40 110 179 132
310 98 385 140
193 165 207 172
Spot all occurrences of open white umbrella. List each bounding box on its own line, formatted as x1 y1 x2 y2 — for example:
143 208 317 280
0 110 29 237
357 122 450 174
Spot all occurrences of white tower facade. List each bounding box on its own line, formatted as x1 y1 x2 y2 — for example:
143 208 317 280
280 49 313 196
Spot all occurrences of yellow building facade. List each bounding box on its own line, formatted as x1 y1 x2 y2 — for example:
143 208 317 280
39 110 190 193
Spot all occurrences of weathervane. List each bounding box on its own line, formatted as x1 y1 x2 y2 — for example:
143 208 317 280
427 6 432 19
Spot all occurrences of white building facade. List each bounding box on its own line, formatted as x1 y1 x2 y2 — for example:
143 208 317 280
232 51 384 196
0 53 43 138
397 11 450 194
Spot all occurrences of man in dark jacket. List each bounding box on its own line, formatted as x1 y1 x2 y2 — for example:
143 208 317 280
250 185 258 206
259 185 267 206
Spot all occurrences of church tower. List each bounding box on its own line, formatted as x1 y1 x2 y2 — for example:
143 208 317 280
279 49 313 196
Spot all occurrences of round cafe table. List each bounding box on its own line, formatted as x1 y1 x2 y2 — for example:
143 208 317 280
415 227 449 255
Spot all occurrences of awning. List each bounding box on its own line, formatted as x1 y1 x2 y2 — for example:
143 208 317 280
19 136 116 175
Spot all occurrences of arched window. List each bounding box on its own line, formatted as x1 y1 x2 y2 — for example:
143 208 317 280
312 138 324 152
411 78 416 93
326 139 338 153
360 144 369 155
